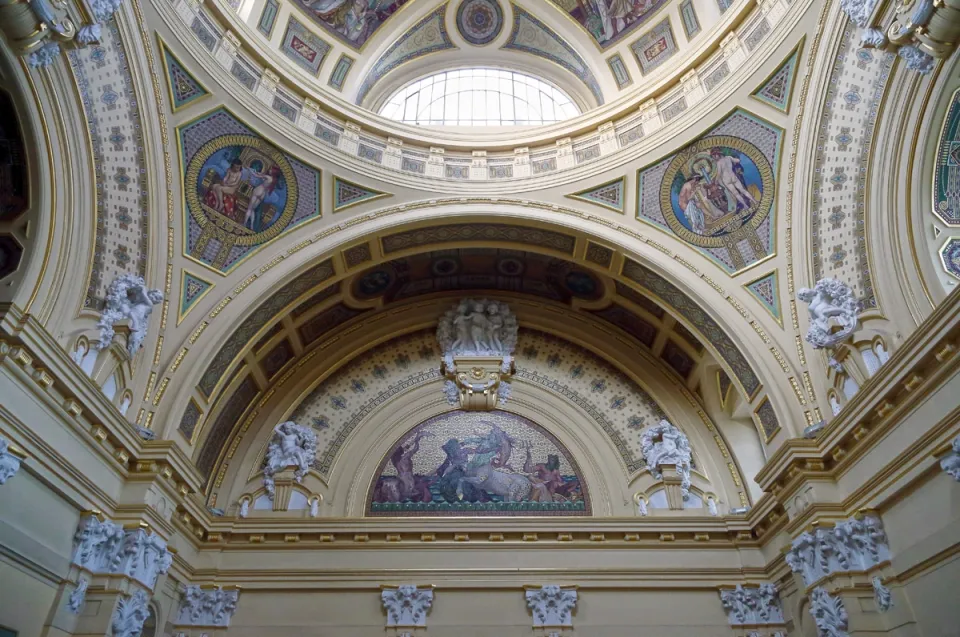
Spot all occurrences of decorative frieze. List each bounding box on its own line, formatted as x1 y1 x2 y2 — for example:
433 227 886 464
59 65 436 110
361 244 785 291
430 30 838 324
176 585 240 627
262 421 318 498
785 514 890 587
797 279 860 349
809 587 849 637
941 436 960 481
525 585 577 628
719 584 784 626
381 585 433 627
71 514 172 591
0 437 25 485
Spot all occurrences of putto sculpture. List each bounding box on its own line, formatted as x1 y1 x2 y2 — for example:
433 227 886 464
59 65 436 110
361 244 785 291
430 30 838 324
437 299 518 410
97 274 163 356
640 420 693 499
262 421 317 498
797 278 860 349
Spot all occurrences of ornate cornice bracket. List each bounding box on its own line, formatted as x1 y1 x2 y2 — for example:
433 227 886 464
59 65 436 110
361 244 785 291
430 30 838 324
843 0 960 72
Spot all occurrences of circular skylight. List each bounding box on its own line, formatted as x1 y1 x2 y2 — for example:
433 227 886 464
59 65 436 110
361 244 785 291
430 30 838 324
379 68 581 126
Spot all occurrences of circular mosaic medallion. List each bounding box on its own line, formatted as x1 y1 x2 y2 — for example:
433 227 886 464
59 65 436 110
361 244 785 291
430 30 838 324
658 136 774 249
185 134 298 248
939 237 960 280
456 0 503 46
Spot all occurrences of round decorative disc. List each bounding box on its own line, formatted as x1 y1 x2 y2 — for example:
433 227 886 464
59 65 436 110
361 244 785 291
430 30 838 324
456 0 504 46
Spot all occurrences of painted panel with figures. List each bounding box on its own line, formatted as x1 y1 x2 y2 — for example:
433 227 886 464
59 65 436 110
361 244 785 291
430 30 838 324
287 0 410 50
548 0 671 48
367 410 590 516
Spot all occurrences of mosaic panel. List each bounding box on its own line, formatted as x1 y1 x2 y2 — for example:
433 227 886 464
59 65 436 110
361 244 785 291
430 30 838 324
660 339 695 378
752 40 801 113
939 237 960 279
631 19 678 75
607 53 632 89
744 270 782 322
343 242 373 268
262 338 294 378
160 41 208 111
333 176 390 211
281 17 331 76
636 109 783 273
932 88 960 226
679 0 700 38
0 89 28 221
381 224 577 255
753 395 779 440
177 108 322 273
585 242 614 268
287 329 668 477
588 304 657 347
717 369 732 404
298 302 368 344
177 399 203 442
356 6 454 104
197 260 334 396
614 281 664 318
547 0 669 48
327 53 354 91
367 410 589 516
504 6 604 105
257 0 279 36
673 322 704 353
568 177 625 213
457 0 504 45
179 270 214 322
197 374 258 480
291 282 340 318
287 0 410 49
810 29 893 309
69 22 149 309
622 258 761 397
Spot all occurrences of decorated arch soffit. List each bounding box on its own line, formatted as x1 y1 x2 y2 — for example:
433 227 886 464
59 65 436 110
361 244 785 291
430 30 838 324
176 107 322 275
636 108 783 275
366 410 591 516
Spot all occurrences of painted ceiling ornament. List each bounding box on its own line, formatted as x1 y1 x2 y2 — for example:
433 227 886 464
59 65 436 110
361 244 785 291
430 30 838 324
112 590 151 637
456 0 504 46
719 584 784 627
941 435 960 481
97 274 163 356
381 585 433 627
437 299 518 410
176 585 240 627
639 420 692 499
525 585 578 627
797 278 860 349
809 587 850 637
785 513 890 586
0 437 25 485
262 421 318 499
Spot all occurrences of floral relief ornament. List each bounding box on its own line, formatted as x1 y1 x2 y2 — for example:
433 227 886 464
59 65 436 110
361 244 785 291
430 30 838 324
940 436 960 481
381 585 433 627
97 274 164 357
809 587 849 637
66 577 89 614
796 278 860 349
785 513 890 586
0 437 25 485
112 590 151 637
872 576 892 612
719 584 784 626
176 585 240 627
639 420 693 499
262 421 318 499
525 585 578 627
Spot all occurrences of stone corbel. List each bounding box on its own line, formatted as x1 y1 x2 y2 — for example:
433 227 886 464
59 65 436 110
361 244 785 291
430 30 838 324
851 0 960 72
0 436 27 485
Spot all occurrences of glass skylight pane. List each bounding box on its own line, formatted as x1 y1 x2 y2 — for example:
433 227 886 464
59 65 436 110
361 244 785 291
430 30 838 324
380 67 580 126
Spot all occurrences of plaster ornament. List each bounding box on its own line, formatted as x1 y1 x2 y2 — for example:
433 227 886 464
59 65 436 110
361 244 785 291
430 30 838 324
111 590 150 637
72 515 127 572
262 421 318 499
809 587 849 637
719 584 784 626
840 0 879 27
442 379 459 406
860 27 887 47
89 0 124 22
176 585 240 627
635 494 648 516
309 496 320 518
0 437 24 485
639 420 692 499
135 425 155 441
97 274 163 356
898 45 934 72
436 298 518 363
238 499 250 518
76 24 102 44
706 496 719 517
804 421 827 439
797 279 860 349
525 585 578 627
785 514 890 586
67 578 88 614
381 585 433 627
828 357 845 374
497 379 512 405
941 436 960 481
872 576 892 612
27 42 61 69
71 515 172 590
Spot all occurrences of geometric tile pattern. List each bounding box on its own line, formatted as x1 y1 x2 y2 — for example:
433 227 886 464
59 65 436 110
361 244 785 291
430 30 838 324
333 176 391 212
179 270 214 324
160 40 208 111
932 88 960 226
752 39 802 113
567 177 625 213
744 271 782 323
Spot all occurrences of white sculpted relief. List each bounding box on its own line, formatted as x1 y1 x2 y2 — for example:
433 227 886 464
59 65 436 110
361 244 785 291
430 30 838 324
785 514 890 586
809 587 849 637
176 585 240 627
872 576 892 612
112 590 151 637
98 274 163 356
436 299 518 363
634 493 649 516
0 437 24 485
71 514 172 590
525 585 578 627
382 585 433 627
719 584 784 626
797 278 860 349
66 578 88 614
640 420 692 499
262 421 318 499
941 436 960 481
840 0 879 27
